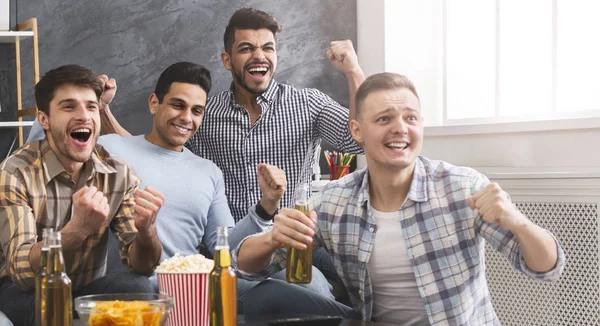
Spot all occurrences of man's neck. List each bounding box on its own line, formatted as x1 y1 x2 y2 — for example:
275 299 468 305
144 133 183 152
233 84 263 125
47 139 85 184
368 162 416 212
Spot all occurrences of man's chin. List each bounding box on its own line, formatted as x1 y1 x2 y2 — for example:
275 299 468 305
68 149 94 163
244 84 268 95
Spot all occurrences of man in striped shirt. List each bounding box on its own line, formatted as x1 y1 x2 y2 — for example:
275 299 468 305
233 73 565 325
184 8 365 223
0 64 163 326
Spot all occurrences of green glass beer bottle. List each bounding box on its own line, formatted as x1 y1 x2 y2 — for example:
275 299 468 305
286 183 313 283
41 231 72 326
209 227 237 326
35 228 53 326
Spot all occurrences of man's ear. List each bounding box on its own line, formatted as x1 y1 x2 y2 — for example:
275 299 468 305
221 51 232 71
149 93 159 115
37 110 50 131
349 119 363 147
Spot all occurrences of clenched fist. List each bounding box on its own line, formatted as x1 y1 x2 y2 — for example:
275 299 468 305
71 186 110 237
326 40 360 75
257 163 287 208
133 186 164 234
98 74 117 110
467 182 528 232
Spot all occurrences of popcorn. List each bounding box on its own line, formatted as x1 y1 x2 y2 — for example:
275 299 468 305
155 253 214 273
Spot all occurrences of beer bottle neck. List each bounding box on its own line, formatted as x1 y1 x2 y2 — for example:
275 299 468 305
48 245 66 274
39 247 49 272
214 247 232 267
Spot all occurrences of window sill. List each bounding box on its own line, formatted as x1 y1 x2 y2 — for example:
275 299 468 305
425 117 600 137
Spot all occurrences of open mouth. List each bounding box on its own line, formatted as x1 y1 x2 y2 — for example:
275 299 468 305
385 142 409 150
70 128 92 144
247 65 269 78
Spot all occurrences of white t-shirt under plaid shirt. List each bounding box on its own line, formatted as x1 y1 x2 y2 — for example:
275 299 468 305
185 81 363 222
232 157 566 325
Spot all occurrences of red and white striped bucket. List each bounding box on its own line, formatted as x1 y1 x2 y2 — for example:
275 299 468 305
156 272 210 326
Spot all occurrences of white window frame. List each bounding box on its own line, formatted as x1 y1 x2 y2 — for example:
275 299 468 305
357 0 600 135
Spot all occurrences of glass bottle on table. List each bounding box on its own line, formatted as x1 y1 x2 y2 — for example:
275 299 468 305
210 226 237 326
41 230 72 326
35 228 53 326
286 183 313 283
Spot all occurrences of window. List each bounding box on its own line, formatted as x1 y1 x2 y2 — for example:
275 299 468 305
383 0 600 127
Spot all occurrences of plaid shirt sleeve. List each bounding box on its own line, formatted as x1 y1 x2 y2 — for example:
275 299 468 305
0 170 38 291
230 227 287 281
109 169 159 274
307 89 363 154
471 173 565 282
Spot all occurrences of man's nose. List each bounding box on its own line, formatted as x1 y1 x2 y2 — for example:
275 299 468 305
75 105 92 121
253 48 266 61
391 117 409 134
180 108 192 122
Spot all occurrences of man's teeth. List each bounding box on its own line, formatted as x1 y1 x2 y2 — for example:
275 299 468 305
387 142 408 149
248 67 268 72
173 125 189 132
72 128 90 133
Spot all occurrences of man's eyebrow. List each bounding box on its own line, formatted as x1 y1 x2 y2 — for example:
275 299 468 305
237 41 275 49
374 106 420 115
57 98 76 105
237 42 254 49
57 98 99 105
169 97 205 109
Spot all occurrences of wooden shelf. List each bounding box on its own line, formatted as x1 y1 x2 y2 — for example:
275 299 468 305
0 31 34 43
0 121 34 128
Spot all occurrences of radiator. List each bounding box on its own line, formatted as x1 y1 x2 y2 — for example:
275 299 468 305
484 173 600 326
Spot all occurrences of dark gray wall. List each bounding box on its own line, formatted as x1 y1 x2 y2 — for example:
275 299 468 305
0 0 357 161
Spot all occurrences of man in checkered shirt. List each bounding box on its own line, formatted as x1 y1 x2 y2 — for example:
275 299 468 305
233 73 565 325
0 65 164 326
184 8 365 223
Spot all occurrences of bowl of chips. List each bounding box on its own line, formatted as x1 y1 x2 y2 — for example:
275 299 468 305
74 293 173 326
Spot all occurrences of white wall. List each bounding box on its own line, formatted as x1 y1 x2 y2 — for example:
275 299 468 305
356 0 600 176
423 128 600 175
355 0 385 169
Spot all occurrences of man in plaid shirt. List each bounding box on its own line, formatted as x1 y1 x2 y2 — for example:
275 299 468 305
0 65 164 326
233 73 565 325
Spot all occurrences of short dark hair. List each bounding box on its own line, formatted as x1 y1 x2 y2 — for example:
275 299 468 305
223 8 282 53
355 73 420 119
34 64 103 115
154 62 212 103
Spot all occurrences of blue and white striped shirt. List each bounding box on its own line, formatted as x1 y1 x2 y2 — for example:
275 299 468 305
185 80 362 222
233 156 565 325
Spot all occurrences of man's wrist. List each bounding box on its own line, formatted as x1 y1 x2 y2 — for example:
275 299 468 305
508 213 532 236
256 201 278 221
345 68 365 80
62 220 91 242
136 225 158 242
266 231 282 251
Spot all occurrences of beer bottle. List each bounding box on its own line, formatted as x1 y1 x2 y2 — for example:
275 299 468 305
41 231 72 326
35 228 53 326
209 226 237 326
286 183 313 283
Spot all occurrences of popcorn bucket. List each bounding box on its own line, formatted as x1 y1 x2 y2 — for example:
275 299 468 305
156 272 210 326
